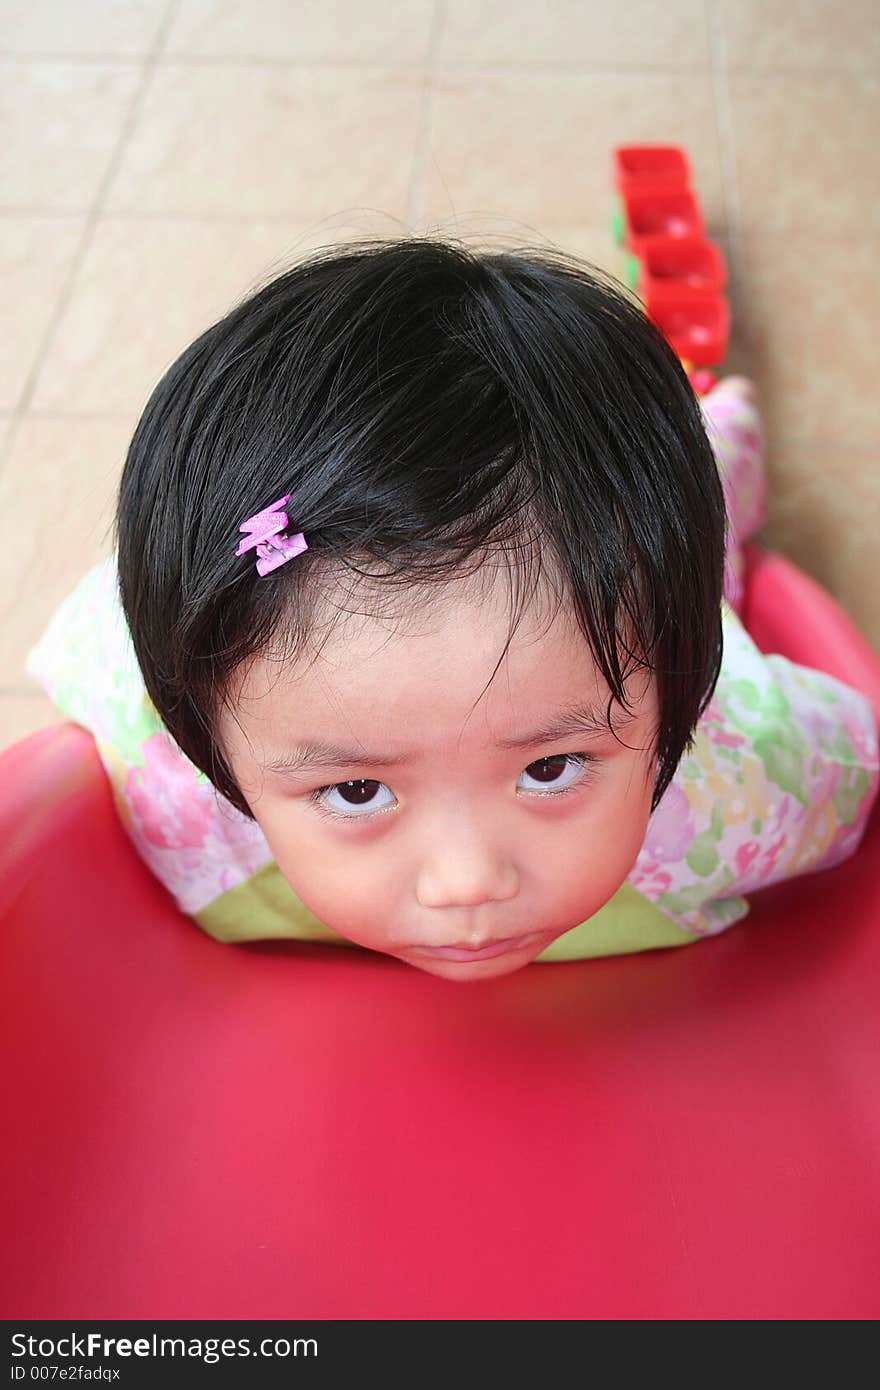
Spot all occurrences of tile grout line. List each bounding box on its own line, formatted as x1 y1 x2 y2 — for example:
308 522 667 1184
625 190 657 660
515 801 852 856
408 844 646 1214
705 0 741 237
0 54 757 73
412 0 499 239
406 0 447 233
0 205 664 228
705 0 751 362
1 204 876 244
0 0 183 479
0 52 875 75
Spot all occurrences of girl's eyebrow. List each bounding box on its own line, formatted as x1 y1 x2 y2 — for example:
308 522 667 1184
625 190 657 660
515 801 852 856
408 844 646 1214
263 699 637 777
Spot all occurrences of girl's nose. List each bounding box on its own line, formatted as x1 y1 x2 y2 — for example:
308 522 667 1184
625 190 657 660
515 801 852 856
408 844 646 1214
415 831 519 910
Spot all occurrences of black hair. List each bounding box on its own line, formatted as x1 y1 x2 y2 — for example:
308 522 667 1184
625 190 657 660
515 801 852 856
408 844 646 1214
116 236 727 818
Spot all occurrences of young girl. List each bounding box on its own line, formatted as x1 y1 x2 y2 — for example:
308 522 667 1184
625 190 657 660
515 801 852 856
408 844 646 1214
27 238 879 980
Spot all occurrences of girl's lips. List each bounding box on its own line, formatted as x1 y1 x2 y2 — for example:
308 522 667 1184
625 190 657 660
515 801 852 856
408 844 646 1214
406 931 547 963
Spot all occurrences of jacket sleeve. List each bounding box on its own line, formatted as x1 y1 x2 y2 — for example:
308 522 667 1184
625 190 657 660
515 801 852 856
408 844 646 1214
628 603 880 939
25 560 276 919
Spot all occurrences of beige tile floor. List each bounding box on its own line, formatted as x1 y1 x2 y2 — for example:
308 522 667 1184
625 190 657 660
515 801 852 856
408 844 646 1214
1 0 878 752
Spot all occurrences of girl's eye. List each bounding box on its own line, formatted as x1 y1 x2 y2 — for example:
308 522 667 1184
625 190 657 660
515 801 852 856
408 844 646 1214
308 753 596 823
310 778 396 822
518 752 595 794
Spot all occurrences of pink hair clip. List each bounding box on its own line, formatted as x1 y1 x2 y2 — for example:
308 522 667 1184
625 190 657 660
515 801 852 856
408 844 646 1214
236 494 308 576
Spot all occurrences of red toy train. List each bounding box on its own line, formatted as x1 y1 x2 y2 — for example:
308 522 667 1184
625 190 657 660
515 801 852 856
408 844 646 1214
612 145 729 393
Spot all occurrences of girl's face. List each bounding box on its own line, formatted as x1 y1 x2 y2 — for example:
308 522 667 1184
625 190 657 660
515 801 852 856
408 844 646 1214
220 568 659 981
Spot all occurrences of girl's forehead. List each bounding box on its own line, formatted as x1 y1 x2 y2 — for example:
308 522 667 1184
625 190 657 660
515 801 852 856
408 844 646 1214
229 567 656 738
260 558 568 679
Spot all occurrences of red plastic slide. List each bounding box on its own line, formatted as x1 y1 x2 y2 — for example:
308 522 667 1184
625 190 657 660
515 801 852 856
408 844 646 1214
2 545 879 1319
